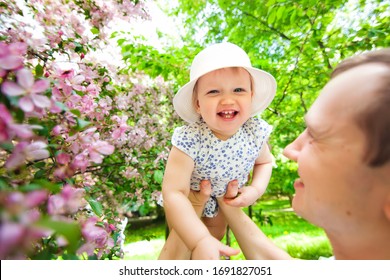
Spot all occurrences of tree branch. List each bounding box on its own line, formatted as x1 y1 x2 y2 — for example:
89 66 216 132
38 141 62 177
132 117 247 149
273 33 310 115
242 11 292 41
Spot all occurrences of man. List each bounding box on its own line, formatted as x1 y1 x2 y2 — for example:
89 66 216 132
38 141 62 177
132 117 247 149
192 48 390 259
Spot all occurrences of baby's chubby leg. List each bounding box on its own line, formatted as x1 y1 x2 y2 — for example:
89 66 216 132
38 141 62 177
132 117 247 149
202 211 227 241
201 180 238 241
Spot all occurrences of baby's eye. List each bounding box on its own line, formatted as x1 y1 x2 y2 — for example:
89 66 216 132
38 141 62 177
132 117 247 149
234 88 245 93
207 89 219 94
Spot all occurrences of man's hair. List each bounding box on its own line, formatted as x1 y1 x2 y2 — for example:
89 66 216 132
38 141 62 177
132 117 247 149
331 48 390 167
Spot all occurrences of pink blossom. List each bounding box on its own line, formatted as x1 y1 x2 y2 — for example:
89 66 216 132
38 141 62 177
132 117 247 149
47 185 86 215
8 123 42 140
0 221 49 260
0 189 51 259
85 83 100 96
53 165 75 179
0 42 25 76
5 141 50 170
0 104 13 141
53 153 74 180
135 188 145 206
77 217 115 258
25 141 50 160
153 148 169 165
111 115 130 140
107 224 116 232
66 74 85 91
78 95 95 114
4 190 47 217
0 104 42 141
49 97 63 113
151 190 162 202
53 153 76 179
1 68 51 112
71 153 89 172
114 94 131 110
81 173 97 187
121 166 139 179
24 190 49 208
54 68 85 92
56 153 71 165
51 125 64 136
0 222 25 259
52 83 81 109
57 68 75 79
78 64 99 82
89 140 115 164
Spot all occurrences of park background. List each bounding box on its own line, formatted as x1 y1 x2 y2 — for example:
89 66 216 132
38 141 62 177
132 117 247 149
0 0 388 260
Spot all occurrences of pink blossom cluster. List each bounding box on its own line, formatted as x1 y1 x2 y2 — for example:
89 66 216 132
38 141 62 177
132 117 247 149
52 126 115 179
0 41 119 259
0 190 50 259
77 216 116 259
0 42 25 77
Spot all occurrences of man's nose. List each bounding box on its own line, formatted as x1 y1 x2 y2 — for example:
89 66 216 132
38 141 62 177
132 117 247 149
283 131 305 162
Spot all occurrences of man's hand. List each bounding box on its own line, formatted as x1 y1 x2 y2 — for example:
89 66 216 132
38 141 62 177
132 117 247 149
188 180 212 208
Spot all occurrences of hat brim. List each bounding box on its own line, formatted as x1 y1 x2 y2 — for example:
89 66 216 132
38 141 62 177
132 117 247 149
173 66 276 123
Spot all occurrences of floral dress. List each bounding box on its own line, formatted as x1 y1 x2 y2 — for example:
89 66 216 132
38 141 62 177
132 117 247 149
172 117 272 217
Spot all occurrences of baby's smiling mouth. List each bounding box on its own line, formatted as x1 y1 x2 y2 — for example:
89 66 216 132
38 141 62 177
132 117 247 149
217 110 238 119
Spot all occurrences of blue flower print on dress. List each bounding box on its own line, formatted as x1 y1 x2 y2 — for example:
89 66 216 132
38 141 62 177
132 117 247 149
171 117 272 217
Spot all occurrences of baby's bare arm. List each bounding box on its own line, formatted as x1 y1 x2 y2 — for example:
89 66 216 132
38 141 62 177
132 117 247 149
162 147 210 251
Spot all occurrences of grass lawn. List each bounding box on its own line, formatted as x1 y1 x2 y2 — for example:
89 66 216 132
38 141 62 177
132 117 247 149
123 197 333 260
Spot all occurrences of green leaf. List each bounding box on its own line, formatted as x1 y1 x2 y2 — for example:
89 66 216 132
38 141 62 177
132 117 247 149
76 118 92 130
70 109 81 117
34 169 46 179
54 101 67 112
153 170 164 184
0 177 10 190
34 162 46 168
290 9 297 23
33 179 61 193
87 198 103 216
35 217 81 254
117 38 126 46
0 142 14 152
91 27 99 34
276 5 286 21
19 183 44 192
14 108 25 123
61 253 80 260
35 64 44 77
267 8 276 26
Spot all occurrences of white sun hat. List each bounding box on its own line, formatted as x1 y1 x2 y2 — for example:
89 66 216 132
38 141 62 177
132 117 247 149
173 42 277 123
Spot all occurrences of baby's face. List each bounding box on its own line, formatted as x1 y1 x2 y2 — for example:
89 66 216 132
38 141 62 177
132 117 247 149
195 67 253 140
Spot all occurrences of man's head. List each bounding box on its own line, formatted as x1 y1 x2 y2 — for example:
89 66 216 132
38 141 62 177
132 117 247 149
283 49 390 256
331 48 390 167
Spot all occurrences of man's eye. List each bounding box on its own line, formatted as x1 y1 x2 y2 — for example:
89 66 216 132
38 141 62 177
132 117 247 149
305 129 315 143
